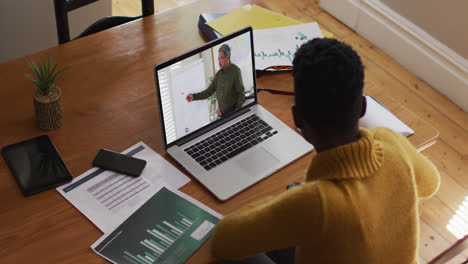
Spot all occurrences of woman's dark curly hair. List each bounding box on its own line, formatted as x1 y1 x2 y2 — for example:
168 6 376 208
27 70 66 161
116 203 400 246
293 38 365 135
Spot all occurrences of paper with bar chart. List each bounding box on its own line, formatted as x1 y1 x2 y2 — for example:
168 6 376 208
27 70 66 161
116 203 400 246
57 142 190 233
92 186 221 264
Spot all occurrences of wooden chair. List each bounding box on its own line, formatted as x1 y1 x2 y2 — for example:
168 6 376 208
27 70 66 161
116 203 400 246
53 0 154 44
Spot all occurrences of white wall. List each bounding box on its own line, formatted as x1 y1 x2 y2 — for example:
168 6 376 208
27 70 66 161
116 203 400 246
381 0 468 60
319 0 468 112
0 0 111 64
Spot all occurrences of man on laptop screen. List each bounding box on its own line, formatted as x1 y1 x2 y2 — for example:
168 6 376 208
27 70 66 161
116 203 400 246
186 44 245 118
156 33 254 142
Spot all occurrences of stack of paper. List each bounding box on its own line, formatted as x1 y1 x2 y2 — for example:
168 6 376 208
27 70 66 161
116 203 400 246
206 4 332 37
58 142 223 263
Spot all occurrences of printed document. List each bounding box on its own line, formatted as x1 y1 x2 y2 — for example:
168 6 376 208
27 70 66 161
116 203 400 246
359 95 414 137
57 142 190 233
254 22 323 70
92 186 221 264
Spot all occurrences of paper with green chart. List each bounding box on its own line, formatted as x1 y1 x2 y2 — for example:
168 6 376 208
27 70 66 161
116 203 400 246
92 186 222 264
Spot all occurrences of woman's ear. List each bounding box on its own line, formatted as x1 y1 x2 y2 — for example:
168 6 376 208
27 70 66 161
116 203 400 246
360 95 367 118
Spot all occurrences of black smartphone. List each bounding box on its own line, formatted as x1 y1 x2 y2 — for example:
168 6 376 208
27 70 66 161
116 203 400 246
92 149 146 177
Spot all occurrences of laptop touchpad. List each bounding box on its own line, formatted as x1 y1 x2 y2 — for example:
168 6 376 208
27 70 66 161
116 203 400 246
236 147 279 177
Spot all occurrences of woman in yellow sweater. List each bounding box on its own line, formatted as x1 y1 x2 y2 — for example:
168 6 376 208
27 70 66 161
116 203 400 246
211 38 440 264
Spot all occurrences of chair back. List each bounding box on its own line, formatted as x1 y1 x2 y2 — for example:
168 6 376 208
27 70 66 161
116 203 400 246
53 0 154 44
427 235 468 264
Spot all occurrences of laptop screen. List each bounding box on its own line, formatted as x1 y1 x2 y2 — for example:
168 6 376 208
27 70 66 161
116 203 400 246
154 28 256 147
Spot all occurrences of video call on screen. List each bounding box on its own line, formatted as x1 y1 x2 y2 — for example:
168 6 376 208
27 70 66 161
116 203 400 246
157 32 254 145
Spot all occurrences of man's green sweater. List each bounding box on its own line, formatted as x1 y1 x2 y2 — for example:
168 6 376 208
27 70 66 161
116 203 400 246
193 63 245 114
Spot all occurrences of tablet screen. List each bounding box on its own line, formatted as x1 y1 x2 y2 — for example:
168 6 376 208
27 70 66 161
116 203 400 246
2 135 72 196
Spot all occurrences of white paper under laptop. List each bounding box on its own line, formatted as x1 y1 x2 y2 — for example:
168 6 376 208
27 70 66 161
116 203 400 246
154 27 313 201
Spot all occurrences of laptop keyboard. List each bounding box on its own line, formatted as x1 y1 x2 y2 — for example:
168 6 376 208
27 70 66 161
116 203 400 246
184 114 278 171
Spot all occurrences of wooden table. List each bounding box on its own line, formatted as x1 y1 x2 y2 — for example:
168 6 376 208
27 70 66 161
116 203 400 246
0 0 438 263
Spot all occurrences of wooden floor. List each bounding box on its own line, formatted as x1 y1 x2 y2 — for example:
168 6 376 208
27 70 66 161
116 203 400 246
112 0 196 16
113 0 468 263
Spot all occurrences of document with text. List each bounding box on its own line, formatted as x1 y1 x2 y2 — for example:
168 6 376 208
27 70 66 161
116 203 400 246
92 186 222 264
57 142 190 233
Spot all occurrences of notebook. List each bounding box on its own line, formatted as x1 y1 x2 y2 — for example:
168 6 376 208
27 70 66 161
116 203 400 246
153 27 313 201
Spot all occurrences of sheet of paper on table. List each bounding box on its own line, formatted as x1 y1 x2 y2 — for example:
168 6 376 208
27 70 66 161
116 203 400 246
360 95 414 137
57 142 190 233
92 186 222 264
253 22 323 70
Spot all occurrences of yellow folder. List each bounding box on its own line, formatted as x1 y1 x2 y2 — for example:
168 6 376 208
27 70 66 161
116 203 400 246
206 4 333 38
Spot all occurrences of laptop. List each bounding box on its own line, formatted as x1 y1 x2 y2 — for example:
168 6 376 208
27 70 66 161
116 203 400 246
153 27 313 201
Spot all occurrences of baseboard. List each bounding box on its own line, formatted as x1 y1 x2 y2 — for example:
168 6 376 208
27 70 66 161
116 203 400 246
319 0 361 29
319 0 468 112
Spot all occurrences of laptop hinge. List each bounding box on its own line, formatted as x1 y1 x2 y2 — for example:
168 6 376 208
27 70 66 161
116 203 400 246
176 107 251 147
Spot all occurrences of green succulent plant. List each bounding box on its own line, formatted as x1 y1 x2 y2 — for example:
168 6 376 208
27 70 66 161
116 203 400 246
25 56 66 96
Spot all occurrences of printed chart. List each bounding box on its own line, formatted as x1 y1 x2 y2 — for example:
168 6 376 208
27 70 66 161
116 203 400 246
253 22 323 70
92 187 220 264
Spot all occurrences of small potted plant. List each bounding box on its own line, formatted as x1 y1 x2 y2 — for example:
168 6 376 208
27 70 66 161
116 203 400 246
25 56 66 130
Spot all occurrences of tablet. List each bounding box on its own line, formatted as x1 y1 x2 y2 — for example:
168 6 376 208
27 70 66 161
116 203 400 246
2 135 72 196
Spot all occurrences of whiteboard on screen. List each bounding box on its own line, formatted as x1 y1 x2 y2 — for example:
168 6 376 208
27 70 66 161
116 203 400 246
170 59 210 138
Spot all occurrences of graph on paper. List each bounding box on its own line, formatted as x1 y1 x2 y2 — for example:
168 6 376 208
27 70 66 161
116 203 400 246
92 187 220 264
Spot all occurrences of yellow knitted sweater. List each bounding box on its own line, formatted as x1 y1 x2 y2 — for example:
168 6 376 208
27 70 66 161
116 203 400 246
212 127 440 263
